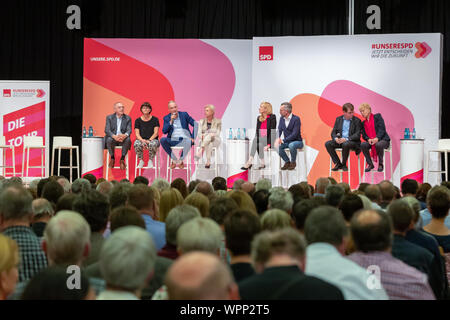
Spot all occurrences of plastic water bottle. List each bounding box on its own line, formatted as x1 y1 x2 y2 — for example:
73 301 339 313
83 126 87 138
243 128 247 140
412 128 416 139
88 126 93 137
237 128 241 140
229 128 233 140
404 128 409 139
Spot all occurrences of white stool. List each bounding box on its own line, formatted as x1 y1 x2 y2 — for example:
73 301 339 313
166 146 191 183
135 148 160 179
279 146 307 188
249 148 274 182
105 146 129 181
363 144 393 183
328 148 361 184
22 136 45 178
195 146 219 177
426 139 450 182
0 137 15 177
51 136 80 182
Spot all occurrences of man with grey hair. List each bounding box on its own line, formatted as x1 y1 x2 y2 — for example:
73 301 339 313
268 189 294 214
239 228 343 300
365 184 383 210
0 186 47 282
96 180 113 196
98 226 157 300
255 178 272 192
195 181 214 198
166 252 239 300
31 198 54 237
275 102 303 171
71 178 91 194
314 177 330 197
151 178 170 194
57 177 71 193
304 206 388 299
177 217 223 254
241 181 255 197
325 185 345 207
232 178 245 191
158 205 201 260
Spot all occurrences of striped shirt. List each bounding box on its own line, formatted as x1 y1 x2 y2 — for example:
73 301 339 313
348 251 435 300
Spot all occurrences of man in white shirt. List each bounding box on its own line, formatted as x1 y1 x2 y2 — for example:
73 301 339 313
304 205 389 300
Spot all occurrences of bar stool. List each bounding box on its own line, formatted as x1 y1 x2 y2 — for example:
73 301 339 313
195 146 219 177
105 146 129 181
135 148 160 179
279 146 307 188
22 136 45 178
166 146 191 183
249 148 274 183
328 148 361 184
426 139 450 183
51 136 80 182
362 145 393 183
0 136 15 177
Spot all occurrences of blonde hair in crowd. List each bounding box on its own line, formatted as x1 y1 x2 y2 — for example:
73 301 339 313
0 234 19 274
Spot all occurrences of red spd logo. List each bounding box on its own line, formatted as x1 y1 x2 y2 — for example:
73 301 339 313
3 89 11 97
259 46 273 61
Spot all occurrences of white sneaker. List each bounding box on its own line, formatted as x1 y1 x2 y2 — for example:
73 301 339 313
147 159 154 168
137 160 144 169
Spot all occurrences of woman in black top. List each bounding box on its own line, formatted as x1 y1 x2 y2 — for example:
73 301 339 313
134 102 160 169
241 102 277 170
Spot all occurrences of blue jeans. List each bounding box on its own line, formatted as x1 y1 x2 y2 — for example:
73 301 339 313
160 137 191 161
279 141 304 163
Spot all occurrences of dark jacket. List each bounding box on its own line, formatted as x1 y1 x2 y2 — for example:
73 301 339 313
238 265 344 300
361 113 390 142
278 114 302 144
331 115 362 143
104 113 132 138
162 111 197 139
255 114 277 146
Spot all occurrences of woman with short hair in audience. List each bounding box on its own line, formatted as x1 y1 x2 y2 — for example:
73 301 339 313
170 178 188 199
0 234 19 300
260 209 293 231
159 188 184 222
226 190 257 215
195 104 222 169
184 192 210 218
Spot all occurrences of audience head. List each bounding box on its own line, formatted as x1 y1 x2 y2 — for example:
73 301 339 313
378 180 396 203
358 194 373 210
195 181 214 198
339 194 364 222
31 198 54 221
226 190 257 214
120 178 130 184
365 185 382 203
42 210 90 266
351 209 393 252
232 179 245 191
71 178 91 194
188 179 201 194
176 217 222 254
252 189 269 215
100 226 156 293
224 210 261 257
328 177 338 185
21 266 94 300
426 186 450 219
268 189 294 213
255 178 272 192
82 174 97 188
209 197 238 226
56 177 71 193
165 204 201 246
151 178 170 194
261 209 292 231
109 206 146 233
288 183 311 204
184 192 210 218
401 196 421 223
127 184 155 214
212 177 227 191
72 190 110 233
441 181 450 190
416 183 432 202
240 182 255 197
96 181 113 196
0 234 19 299
304 206 348 250
41 180 64 205
315 177 330 194
292 199 321 232
358 183 370 193
166 252 238 300
55 193 77 213
401 179 419 196
133 176 149 186
337 182 350 195
387 200 414 233
159 188 184 222
170 178 188 198
325 185 345 207
28 179 40 199
109 182 132 210
37 178 50 198
0 186 33 225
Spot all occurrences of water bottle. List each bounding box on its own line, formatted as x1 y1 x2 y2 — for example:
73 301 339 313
237 128 241 140
229 128 233 140
404 128 409 139
83 126 87 138
88 126 93 137
412 128 416 139
243 128 247 140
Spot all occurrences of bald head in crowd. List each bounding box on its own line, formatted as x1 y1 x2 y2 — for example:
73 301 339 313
241 182 255 196
195 181 214 197
165 252 239 300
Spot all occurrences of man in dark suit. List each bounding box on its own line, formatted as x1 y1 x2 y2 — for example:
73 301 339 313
161 100 197 169
238 228 344 300
104 102 132 170
276 102 303 170
325 103 362 171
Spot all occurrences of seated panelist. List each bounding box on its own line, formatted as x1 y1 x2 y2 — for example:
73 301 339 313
195 104 222 169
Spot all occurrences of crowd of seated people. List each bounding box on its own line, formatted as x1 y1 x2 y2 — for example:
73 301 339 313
0 173 449 300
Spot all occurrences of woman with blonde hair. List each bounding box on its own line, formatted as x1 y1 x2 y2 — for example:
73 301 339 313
159 188 184 222
184 192 210 218
0 234 19 300
226 190 257 215
242 102 277 170
195 104 222 169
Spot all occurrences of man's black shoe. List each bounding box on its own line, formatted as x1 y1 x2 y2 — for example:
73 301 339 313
378 164 384 172
331 163 342 171
341 165 349 171
365 164 375 172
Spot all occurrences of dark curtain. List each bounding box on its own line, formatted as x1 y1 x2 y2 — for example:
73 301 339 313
354 0 450 139
0 0 347 176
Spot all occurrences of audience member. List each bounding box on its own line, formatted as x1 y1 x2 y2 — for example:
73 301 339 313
401 178 419 197
325 185 345 207
255 178 272 192
339 194 364 223
364 184 382 210
159 188 184 222
152 178 170 194
133 176 149 186
56 177 71 193
83 174 97 189
37 178 50 198
232 179 245 191
268 189 294 213
226 190 257 214
41 180 64 206
96 180 113 196
314 177 330 197
184 192 210 217
110 206 146 232
170 178 188 198
0 234 19 300
417 183 432 210
288 183 311 204
240 182 255 197
252 189 269 215
188 179 201 194
292 199 322 233
212 177 227 191
358 183 369 193
109 182 132 210
337 182 350 195
55 193 77 213
378 180 396 209
71 178 91 194
261 209 292 231
31 198 54 237
209 197 238 226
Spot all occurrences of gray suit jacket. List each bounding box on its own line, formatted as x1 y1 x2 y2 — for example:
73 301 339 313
104 113 132 138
